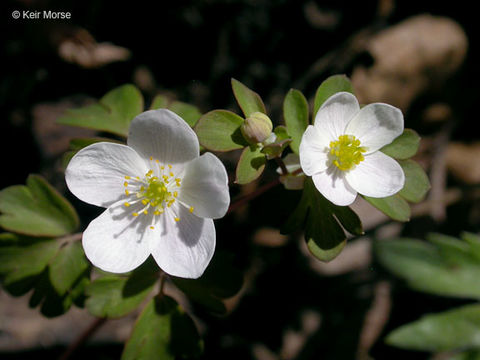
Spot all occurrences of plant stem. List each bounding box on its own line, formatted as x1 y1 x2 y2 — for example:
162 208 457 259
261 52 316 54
227 178 281 214
58 317 107 360
275 157 289 175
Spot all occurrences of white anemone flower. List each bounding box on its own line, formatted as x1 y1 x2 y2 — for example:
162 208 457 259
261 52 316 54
65 109 230 279
299 92 405 206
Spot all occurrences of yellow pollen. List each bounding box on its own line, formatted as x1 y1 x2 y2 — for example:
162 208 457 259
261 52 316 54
160 166 165 170
169 172 174 177
329 135 366 171
189 206 194 213
124 181 128 187
143 210 148 215
124 202 131 207
154 210 161 215
132 212 139 217
168 164 172 169
174 217 180 222
125 189 130 195
142 199 149 205
149 156 153 161
150 226 155 229
155 159 159 163
124 176 131 180
173 191 178 198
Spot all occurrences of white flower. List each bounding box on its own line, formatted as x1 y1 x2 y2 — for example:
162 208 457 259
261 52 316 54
299 92 405 206
65 109 230 279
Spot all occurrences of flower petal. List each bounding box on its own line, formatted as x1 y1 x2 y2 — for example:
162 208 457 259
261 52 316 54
345 151 405 198
178 153 230 219
345 103 404 153
299 125 330 176
127 109 199 165
150 206 216 279
312 167 357 206
314 92 360 140
65 142 148 208
82 203 151 273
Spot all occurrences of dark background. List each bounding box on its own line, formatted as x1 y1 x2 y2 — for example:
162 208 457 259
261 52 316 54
1 0 479 359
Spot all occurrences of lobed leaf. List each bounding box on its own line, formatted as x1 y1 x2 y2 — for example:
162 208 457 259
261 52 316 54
57 84 144 137
283 89 309 154
313 75 355 118
172 251 243 315
381 129 421 160
0 174 79 237
398 159 430 203
282 178 362 262
386 304 480 352
122 296 203 360
150 94 202 127
375 236 480 299
363 194 411 222
235 146 266 184
86 262 158 318
194 110 247 151
231 78 266 117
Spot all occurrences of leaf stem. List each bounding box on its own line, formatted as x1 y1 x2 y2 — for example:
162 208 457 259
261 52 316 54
58 317 107 360
275 157 289 175
227 178 281 214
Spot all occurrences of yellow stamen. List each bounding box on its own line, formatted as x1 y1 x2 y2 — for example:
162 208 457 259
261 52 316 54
124 176 131 180
124 202 131 207
132 212 139 217
174 217 180 222
189 206 194 213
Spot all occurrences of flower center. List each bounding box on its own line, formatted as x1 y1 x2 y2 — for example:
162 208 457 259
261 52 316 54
328 135 366 171
122 158 194 229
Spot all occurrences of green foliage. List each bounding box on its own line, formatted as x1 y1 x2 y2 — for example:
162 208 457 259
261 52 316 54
172 251 243 315
0 174 79 237
363 195 411 222
231 78 266 117
235 145 266 184
49 241 89 296
386 304 480 352
381 129 421 160
283 88 309 154
122 295 203 360
282 178 363 261
0 233 89 317
86 260 158 318
398 159 430 203
261 126 292 159
57 84 144 137
375 233 480 299
195 110 247 151
150 94 202 127
313 74 355 117
363 131 429 221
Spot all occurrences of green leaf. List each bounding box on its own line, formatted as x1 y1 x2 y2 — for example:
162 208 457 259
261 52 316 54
235 146 266 184
57 84 144 137
49 241 89 296
86 263 158 318
194 110 247 151
282 178 351 262
150 94 169 109
283 89 309 154
329 203 364 236
381 129 421 160
261 126 292 159
386 304 480 352
0 233 60 293
122 296 203 360
172 251 243 315
462 232 480 262
313 75 355 117
150 94 202 127
231 78 266 117
449 350 480 360
0 174 79 237
363 194 411 222
375 236 480 299
398 159 430 203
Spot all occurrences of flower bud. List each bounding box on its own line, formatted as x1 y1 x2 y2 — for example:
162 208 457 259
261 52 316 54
241 112 273 144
